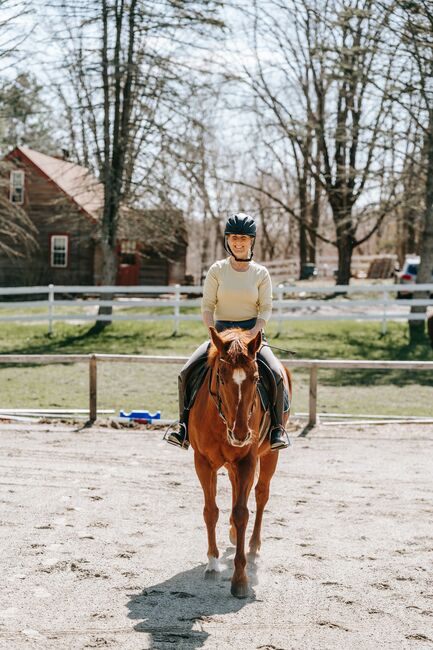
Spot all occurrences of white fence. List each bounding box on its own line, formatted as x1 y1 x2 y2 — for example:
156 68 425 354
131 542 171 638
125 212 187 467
0 283 433 335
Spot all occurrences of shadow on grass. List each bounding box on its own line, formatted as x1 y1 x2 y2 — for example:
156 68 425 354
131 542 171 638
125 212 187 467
2 321 432 387
1 325 188 357
320 367 433 388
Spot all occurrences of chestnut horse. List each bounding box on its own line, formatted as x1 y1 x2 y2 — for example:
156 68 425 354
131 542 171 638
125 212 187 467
188 326 292 598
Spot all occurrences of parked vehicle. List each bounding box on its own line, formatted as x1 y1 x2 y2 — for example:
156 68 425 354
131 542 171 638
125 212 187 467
395 255 433 298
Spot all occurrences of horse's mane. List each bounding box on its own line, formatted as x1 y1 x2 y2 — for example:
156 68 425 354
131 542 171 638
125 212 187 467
207 328 251 368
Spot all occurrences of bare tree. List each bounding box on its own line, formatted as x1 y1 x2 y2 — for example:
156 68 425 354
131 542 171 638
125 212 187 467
391 0 433 342
230 0 401 283
48 0 222 327
0 0 32 72
0 1 38 258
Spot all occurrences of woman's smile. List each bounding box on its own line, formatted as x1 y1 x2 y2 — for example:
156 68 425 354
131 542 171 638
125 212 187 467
227 234 252 259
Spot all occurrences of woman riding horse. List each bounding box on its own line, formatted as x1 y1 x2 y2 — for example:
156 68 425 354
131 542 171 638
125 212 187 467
166 213 290 451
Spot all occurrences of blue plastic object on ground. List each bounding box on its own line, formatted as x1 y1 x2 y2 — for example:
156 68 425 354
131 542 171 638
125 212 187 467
119 410 161 421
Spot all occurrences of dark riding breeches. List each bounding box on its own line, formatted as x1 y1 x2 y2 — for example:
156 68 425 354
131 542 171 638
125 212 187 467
177 320 289 429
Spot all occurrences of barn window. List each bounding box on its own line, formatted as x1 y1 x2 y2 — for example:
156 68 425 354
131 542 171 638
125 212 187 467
10 170 25 204
50 235 68 268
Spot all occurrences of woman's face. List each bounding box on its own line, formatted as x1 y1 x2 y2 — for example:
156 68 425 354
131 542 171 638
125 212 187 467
227 234 253 259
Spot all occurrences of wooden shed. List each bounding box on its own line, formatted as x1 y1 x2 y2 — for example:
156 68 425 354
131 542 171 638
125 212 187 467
1 146 187 287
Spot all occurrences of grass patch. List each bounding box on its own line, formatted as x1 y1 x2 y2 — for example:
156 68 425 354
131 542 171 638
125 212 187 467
0 320 432 417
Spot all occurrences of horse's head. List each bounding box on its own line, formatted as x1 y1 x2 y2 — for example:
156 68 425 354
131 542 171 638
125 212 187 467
208 327 262 447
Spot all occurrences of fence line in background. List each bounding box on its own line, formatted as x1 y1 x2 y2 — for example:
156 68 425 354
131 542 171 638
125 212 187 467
0 283 433 335
0 353 432 427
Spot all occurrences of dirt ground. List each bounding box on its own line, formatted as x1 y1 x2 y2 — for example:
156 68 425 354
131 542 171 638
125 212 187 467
0 418 432 650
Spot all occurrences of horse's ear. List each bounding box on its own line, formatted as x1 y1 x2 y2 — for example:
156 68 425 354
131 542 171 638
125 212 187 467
209 326 225 354
248 330 262 357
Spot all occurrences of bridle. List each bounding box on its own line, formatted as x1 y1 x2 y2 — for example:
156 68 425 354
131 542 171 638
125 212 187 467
208 356 258 442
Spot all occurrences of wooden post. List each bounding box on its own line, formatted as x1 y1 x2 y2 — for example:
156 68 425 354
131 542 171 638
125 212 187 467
89 354 97 423
309 364 318 427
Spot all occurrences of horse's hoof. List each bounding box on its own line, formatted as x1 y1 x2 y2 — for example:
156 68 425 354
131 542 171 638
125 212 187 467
204 569 219 581
231 581 249 599
247 549 259 562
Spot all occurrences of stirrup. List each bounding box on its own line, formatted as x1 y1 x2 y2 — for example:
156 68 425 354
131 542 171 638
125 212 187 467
164 421 190 450
269 426 291 451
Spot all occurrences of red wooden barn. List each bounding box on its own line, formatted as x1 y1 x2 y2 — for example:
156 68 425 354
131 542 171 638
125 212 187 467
1 146 187 287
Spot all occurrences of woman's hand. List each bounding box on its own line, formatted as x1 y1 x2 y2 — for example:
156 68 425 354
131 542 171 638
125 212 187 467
246 318 265 340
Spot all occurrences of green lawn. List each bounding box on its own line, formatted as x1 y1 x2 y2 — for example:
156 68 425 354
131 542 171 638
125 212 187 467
0 320 432 418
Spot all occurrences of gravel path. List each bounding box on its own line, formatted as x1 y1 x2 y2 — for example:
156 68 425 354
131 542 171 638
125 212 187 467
0 419 432 649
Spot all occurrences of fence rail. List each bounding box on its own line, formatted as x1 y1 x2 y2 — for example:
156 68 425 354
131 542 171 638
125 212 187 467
0 353 432 427
0 283 433 334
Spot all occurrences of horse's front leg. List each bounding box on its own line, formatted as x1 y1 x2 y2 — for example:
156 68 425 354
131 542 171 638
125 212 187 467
249 450 279 556
231 453 256 598
227 464 238 546
194 451 220 576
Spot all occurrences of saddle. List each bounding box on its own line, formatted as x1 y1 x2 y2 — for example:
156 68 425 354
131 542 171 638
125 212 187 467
184 354 289 416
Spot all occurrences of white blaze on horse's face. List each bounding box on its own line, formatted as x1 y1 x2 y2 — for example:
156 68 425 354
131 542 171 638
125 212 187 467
228 367 252 447
232 369 246 421
232 369 246 390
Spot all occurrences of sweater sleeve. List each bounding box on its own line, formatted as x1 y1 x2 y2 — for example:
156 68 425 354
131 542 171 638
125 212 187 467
201 264 219 315
257 268 273 323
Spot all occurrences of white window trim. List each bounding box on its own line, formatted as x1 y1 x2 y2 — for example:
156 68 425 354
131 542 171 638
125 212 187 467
10 170 25 204
50 235 69 268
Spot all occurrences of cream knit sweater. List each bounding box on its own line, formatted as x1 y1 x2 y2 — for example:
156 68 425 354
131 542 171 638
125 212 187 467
201 257 273 323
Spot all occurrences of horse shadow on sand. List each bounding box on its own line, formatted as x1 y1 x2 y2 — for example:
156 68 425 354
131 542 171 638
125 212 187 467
126 546 259 649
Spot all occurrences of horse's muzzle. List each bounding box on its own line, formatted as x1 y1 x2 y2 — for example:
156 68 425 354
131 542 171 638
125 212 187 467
227 428 252 448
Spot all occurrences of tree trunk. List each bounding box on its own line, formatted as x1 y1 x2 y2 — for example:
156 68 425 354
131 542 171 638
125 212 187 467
299 220 308 278
409 108 433 344
308 176 321 264
298 177 308 278
336 240 353 285
91 240 117 333
335 226 355 286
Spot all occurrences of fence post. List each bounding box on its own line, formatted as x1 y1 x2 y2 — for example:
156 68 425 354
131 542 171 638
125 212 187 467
381 290 388 335
309 364 318 427
173 284 180 336
89 354 97 423
48 284 54 336
276 284 284 337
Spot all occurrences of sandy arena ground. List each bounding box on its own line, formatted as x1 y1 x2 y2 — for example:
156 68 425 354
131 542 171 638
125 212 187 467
0 418 432 650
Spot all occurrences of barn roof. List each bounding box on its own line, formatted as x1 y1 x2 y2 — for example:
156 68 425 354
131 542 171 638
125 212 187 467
6 147 186 251
8 146 103 220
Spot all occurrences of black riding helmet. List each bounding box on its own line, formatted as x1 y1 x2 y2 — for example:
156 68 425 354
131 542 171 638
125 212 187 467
224 213 256 262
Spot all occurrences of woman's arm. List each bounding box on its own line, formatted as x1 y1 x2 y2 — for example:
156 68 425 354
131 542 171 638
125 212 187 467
246 268 272 338
202 309 215 333
201 264 218 333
